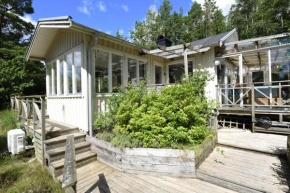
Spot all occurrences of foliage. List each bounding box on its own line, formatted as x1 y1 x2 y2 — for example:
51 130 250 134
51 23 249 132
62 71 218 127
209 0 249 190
0 0 46 109
94 67 214 149
0 110 63 192
131 0 290 46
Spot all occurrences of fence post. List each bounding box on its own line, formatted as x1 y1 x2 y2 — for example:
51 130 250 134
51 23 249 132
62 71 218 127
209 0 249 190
279 83 282 105
41 97 46 167
251 84 255 133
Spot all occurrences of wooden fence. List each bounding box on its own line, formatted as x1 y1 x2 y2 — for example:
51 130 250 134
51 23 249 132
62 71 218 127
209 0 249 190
10 94 46 166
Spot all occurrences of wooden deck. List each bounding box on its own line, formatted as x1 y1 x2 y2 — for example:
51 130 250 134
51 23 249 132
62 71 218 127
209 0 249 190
218 128 287 155
58 161 236 193
197 146 290 193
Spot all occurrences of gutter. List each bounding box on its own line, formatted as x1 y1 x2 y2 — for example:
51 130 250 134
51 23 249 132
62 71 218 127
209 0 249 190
88 32 99 137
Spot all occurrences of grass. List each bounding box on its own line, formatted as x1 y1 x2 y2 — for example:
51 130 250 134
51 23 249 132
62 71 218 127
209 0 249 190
0 110 64 193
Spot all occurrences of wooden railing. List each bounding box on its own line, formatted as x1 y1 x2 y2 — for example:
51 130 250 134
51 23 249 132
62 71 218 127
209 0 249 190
217 80 290 109
10 94 46 166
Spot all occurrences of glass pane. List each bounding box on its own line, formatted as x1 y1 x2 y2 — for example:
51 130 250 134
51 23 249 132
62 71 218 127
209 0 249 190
74 49 82 93
66 53 73 94
155 65 162 84
168 62 193 83
271 47 290 100
47 64 52 95
112 54 123 92
128 58 137 86
52 62 57 95
95 50 109 93
59 60 64 95
139 61 147 83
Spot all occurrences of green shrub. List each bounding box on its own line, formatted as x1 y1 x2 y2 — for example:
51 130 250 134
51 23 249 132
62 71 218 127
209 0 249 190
94 67 214 149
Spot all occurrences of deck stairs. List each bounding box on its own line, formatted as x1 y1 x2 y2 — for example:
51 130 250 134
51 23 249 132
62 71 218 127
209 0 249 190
33 119 97 179
196 129 290 193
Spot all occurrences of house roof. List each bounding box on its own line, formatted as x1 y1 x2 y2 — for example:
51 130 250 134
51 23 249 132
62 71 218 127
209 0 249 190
26 16 148 61
26 16 238 61
143 29 238 59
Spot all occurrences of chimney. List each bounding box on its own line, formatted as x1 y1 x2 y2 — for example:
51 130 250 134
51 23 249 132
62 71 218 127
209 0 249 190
156 35 172 47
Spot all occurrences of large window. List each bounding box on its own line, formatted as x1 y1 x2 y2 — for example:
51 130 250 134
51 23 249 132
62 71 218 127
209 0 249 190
128 59 147 86
155 65 162 84
74 49 82 93
95 50 109 93
66 53 73 94
52 62 57 95
47 47 82 96
168 61 193 83
112 54 123 92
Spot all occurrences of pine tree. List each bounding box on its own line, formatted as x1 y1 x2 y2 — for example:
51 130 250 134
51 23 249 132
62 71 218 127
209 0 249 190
203 0 217 37
116 29 128 40
158 0 173 37
212 9 226 35
185 1 205 42
0 0 46 109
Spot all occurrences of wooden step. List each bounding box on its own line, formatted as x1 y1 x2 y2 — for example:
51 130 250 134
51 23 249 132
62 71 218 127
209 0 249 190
44 133 86 151
46 142 91 163
35 125 79 139
49 150 97 179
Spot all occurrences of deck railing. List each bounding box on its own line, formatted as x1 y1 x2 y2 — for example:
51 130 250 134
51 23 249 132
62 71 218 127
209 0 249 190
10 94 46 166
217 80 290 109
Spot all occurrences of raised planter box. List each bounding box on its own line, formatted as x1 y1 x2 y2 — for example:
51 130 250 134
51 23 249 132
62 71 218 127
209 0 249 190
86 134 216 178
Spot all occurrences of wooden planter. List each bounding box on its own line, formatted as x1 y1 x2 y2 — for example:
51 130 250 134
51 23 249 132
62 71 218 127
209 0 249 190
86 135 216 178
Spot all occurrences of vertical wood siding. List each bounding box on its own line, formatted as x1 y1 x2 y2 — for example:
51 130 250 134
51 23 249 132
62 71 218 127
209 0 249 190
45 29 92 132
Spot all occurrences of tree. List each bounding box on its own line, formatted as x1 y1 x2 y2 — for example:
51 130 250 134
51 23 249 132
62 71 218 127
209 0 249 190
116 29 128 40
212 9 226 35
158 0 173 37
169 8 186 45
203 0 217 37
185 1 205 42
0 0 46 109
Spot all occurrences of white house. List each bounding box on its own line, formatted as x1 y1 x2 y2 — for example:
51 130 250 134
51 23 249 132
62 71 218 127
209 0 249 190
26 16 290 136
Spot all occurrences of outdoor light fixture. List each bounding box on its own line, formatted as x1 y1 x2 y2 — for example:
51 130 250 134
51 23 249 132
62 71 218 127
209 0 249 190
215 60 221 66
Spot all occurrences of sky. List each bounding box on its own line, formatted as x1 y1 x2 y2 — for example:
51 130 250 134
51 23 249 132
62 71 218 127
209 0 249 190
25 0 236 40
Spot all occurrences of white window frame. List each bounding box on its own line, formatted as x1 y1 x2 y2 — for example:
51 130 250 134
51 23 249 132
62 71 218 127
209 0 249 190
127 56 148 85
94 45 149 94
46 44 83 98
166 58 195 84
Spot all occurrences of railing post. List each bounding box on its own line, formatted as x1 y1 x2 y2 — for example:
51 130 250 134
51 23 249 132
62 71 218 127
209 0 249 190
251 84 255 133
233 85 235 104
26 97 29 127
32 98 36 131
41 97 46 167
279 83 282 105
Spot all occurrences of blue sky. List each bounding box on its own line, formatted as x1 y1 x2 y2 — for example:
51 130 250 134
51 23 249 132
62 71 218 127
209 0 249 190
26 0 235 40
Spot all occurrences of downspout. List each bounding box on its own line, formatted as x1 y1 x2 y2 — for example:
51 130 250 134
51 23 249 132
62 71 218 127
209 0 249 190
88 32 99 137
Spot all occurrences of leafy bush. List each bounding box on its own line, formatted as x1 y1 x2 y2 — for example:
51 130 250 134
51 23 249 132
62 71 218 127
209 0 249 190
94 67 214 149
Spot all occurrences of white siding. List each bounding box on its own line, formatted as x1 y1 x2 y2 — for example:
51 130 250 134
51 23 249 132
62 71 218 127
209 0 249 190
45 29 92 132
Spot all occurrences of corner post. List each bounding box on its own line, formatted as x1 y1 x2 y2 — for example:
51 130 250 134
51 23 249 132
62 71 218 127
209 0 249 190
184 49 188 79
41 97 46 167
251 83 255 132
268 49 272 108
239 54 243 107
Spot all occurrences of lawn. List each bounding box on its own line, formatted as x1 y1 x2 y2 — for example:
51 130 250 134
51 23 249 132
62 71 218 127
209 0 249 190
0 110 63 193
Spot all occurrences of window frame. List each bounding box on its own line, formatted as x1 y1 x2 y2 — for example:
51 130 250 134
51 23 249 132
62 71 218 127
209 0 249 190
153 61 164 85
166 57 195 84
46 44 83 98
94 45 149 94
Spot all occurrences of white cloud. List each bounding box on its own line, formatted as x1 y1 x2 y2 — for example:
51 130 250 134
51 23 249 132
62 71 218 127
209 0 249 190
78 0 93 15
19 15 37 26
149 4 157 13
119 29 124 35
96 1 106 12
121 4 129 12
192 0 235 15
106 31 111 35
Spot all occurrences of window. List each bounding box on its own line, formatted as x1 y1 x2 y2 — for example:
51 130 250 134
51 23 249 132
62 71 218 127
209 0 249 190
168 61 193 83
52 62 57 95
112 54 123 92
47 64 52 95
95 50 109 93
74 49 82 93
47 46 82 96
128 58 137 85
139 61 147 82
59 60 64 95
155 65 162 84
66 53 73 94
